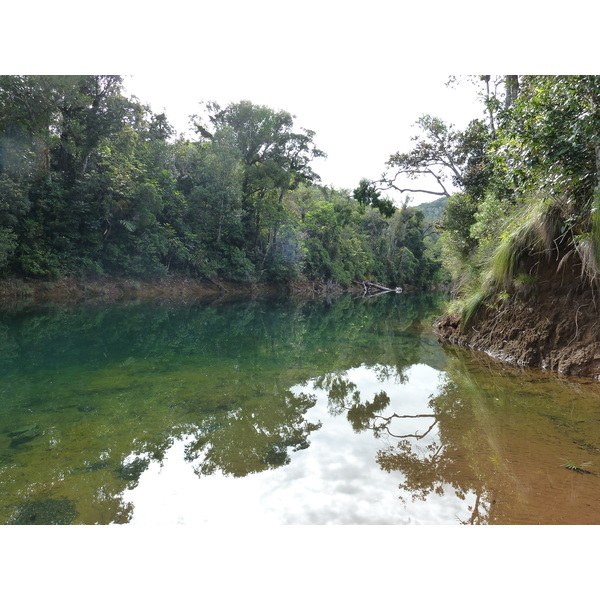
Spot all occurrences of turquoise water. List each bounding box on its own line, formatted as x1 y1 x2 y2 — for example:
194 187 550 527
1 292 599 524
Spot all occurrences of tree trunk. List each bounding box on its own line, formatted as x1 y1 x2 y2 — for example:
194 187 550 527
504 75 520 109
362 281 402 295
596 144 600 191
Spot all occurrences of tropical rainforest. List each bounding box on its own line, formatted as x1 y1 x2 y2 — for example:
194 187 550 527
0 75 442 291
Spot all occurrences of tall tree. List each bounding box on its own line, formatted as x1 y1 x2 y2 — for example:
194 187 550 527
352 178 396 217
383 115 491 201
192 100 325 263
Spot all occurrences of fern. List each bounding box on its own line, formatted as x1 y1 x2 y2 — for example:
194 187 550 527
120 219 137 233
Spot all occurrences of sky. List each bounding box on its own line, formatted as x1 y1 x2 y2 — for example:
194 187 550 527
4 1 565 209
122 363 456 526
123 73 483 203
5 1 591 207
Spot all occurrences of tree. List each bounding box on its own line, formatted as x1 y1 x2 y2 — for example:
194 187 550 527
447 75 520 137
383 114 492 202
0 75 180 278
434 75 600 323
352 178 396 217
384 115 464 198
192 100 326 266
377 206 433 286
173 134 248 279
0 77 447 288
493 75 600 201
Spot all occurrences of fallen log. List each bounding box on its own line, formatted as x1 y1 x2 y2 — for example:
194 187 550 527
363 289 391 298
362 281 402 295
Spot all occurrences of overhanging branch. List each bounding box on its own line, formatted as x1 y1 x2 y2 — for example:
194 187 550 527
375 167 451 198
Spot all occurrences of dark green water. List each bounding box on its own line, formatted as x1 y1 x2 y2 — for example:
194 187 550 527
1 292 600 524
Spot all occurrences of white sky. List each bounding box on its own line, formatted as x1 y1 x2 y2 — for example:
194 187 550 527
6 1 590 208
123 364 457 526
123 72 483 201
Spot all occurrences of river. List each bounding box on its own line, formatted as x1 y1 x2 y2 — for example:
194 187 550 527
1 292 599 524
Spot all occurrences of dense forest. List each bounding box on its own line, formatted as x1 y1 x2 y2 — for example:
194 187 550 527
6 74 598 320
0 75 444 291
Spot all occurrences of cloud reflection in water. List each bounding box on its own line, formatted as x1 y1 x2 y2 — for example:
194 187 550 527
123 363 473 525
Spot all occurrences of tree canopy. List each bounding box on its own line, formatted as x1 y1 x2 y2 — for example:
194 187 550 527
0 76 442 290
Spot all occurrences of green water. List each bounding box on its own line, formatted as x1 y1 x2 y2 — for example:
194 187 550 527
1 292 599 524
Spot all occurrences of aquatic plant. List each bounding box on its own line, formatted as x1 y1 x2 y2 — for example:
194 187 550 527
6 424 42 449
561 458 593 474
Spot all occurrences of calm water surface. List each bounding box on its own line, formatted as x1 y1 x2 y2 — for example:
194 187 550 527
1 292 599 525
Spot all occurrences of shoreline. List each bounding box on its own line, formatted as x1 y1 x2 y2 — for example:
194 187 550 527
434 259 600 381
0 276 367 306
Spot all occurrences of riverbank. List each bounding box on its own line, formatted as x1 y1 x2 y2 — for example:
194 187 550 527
435 257 600 380
0 276 365 306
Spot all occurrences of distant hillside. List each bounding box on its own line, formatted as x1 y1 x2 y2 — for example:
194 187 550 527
414 196 448 224
413 196 448 244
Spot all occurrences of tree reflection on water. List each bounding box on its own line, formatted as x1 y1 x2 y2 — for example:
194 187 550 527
3 289 599 524
183 389 322 478
310 344 600 525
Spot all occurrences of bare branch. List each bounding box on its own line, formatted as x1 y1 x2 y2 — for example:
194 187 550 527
371 413 439 440
374 168 450 197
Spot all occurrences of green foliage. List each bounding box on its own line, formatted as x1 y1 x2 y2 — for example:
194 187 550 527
562 458 593 473
302 199 369 285
384 115 492 200
414 196 447 225
353 178 396 217
493 76 600 203
192 100 326 264
460 287 487 326
483 198 559 290
0 226 17 271
439 193 479 258
263 223 305 283
410 76 600 319
469 193 509 249
0 77 444 288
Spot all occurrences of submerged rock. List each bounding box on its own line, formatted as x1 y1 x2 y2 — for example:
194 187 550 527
6 424 42 449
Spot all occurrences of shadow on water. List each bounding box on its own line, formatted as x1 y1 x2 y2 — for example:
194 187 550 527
2 291 599 524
